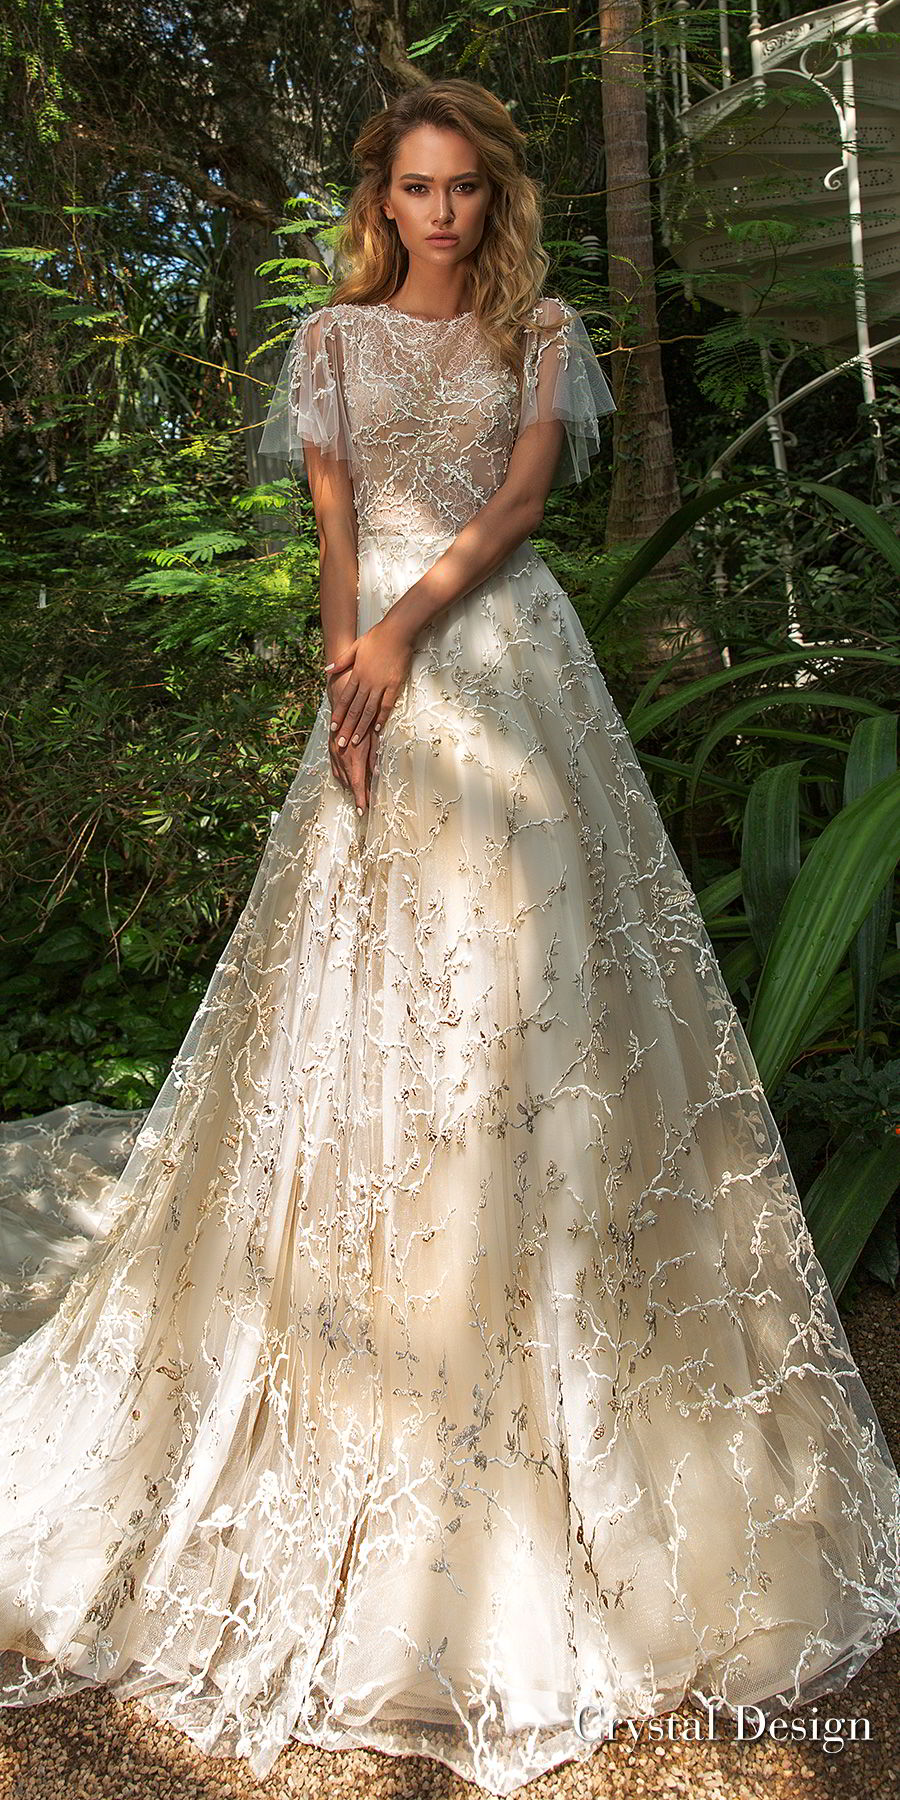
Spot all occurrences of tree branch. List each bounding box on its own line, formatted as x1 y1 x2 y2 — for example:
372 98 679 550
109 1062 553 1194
71 123 285 227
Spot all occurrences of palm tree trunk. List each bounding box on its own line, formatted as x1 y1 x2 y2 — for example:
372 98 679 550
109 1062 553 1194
599 0 720 684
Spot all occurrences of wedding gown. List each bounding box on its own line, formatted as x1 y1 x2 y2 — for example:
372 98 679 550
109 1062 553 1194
0 294 899 1799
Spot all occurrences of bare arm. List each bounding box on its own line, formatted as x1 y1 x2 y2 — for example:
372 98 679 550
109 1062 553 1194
305 441 378 814
305 441 359 664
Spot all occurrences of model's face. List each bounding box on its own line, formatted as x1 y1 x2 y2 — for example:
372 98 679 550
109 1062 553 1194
381 124 491 269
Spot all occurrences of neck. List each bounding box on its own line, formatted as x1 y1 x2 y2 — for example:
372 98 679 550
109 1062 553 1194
389 263 473 319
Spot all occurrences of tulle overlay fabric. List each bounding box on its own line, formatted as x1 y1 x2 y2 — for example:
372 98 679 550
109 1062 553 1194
257 295 617 492
0 299 898 1798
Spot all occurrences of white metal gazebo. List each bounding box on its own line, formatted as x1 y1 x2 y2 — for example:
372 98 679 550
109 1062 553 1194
652 0 900 502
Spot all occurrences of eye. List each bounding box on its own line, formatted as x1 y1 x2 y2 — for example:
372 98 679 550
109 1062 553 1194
403 182 479 194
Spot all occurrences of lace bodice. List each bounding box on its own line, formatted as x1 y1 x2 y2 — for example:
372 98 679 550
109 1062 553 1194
258 296 616 549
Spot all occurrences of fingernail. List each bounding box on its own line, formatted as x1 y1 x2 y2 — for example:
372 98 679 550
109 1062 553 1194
324 662 334 670
357 805 363 816
338 737 345 747
373 723 380 733
351 735 360 744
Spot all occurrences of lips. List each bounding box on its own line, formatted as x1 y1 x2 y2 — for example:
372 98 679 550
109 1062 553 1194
427 235 458 243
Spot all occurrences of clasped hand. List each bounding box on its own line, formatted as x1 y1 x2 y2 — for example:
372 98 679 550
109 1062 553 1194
324 614 415 814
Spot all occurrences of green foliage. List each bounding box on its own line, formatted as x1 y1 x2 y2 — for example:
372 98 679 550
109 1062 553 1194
1 0 72 145
1 421 327 1118
744 768 900 1094
780 1054 900 1146
0 889 211 1113
690 317 776 413
598 474 900 625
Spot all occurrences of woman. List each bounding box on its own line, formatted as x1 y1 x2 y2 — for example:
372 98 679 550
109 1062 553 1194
0 77 898 1800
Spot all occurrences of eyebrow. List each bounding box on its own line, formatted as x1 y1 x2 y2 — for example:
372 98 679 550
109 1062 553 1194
397 171 481 180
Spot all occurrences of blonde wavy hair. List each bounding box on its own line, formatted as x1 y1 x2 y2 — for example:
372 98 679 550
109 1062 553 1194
327 79 552 382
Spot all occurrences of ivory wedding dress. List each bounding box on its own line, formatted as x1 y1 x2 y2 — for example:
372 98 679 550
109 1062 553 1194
0 295 899 1798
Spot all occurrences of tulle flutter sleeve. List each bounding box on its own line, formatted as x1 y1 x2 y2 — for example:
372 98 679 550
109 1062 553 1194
516 297 616 490
256 307 353 484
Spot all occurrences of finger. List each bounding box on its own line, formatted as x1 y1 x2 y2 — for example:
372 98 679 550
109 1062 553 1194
349 741 371 815
348 692 382 745
330 678 360 736
334 690 370 747
328 678 356 733
332 688 364 741
350 763 367 814
330 740 351 784
338 738 365 797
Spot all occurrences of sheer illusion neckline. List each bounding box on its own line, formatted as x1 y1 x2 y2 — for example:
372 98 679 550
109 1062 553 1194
367 301 474 325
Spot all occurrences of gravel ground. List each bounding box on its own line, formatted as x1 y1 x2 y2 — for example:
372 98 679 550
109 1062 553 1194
0 1276 897 1800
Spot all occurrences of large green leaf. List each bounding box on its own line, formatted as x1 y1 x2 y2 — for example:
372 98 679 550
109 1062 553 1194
625 645 895 743
797 948 900 1049
801 1130 900 1298
746 770 900 1092
687 692 886 816
597 479 759 616
741 762 805 962
720 939 762 993
843 715 898 1043
684 692 879 814
695 868 744 920
747 725 853 756
635 751 748 801
799 482 900 578
599 476 900 620
31 926 97 966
